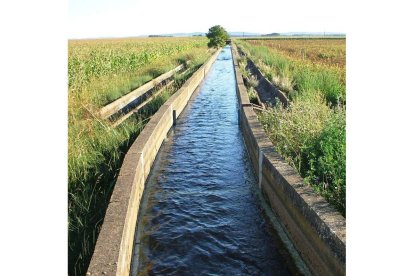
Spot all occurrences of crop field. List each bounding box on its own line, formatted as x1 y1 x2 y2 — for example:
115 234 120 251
235 38 346 216
68 37 210 276
69 37 209 105
247 39 345 67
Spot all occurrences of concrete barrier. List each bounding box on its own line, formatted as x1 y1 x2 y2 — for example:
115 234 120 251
236 46 289 107
99 63 186 119
231 44 346 276
87 48 221 276
246 58 289 107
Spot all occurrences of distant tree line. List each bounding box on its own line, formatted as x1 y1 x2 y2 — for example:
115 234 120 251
148 35 173 37
262 33 281 36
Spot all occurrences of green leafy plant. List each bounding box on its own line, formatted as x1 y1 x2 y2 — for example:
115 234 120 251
258 93 346 216
304 110 346 214
206 25 229 48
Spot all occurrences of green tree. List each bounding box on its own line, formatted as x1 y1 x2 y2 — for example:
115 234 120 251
206 25 229 48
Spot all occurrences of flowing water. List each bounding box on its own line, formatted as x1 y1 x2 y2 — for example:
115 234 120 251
131 46 300 275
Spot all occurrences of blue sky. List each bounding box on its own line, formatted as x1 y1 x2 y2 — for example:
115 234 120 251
68 0 346 38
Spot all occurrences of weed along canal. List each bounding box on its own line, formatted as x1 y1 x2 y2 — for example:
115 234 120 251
130 46 301 275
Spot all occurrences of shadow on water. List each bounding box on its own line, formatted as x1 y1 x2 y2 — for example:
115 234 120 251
131 46 305 275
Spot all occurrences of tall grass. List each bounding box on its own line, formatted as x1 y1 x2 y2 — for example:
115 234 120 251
235 39 346 216
68 37 209 275
258 95 346 215
68 89 175 275
236 40 345 105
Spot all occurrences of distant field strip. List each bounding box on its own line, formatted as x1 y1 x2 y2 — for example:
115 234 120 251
246 38 345 68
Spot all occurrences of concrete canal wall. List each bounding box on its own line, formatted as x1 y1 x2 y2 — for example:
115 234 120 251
87 49 221 276
231 44 346 276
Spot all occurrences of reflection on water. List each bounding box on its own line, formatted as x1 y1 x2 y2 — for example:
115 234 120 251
131 46 299 275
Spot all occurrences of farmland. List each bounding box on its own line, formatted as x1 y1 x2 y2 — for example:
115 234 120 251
68 35 346 275
68 37 210 276
235 38 346 216
247 39 345 67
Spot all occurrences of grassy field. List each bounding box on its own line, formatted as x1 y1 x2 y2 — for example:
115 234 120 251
235 38 346 216
68 37 210 276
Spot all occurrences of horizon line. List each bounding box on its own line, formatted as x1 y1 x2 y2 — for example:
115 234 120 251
68 31 346 40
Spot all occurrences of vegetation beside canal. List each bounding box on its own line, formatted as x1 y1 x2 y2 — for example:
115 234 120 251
235 38 346 216
68 37 210 276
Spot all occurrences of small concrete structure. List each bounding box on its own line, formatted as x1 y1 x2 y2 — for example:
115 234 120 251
246 57 289 107
99 63 186 119
231 44 346 276
87 49 221 276
237 46 288 107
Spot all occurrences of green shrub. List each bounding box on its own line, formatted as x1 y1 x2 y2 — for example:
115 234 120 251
258 94 346 216
259 93 330 168
206 25 229 48
304 110 346 215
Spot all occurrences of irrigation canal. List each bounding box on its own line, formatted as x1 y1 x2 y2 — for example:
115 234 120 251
130 46 301 275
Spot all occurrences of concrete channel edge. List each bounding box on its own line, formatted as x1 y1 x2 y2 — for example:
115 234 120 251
86 48 222 276
231 44 346 276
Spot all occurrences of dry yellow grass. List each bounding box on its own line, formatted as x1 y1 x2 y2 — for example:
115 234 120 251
247 39 345 68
